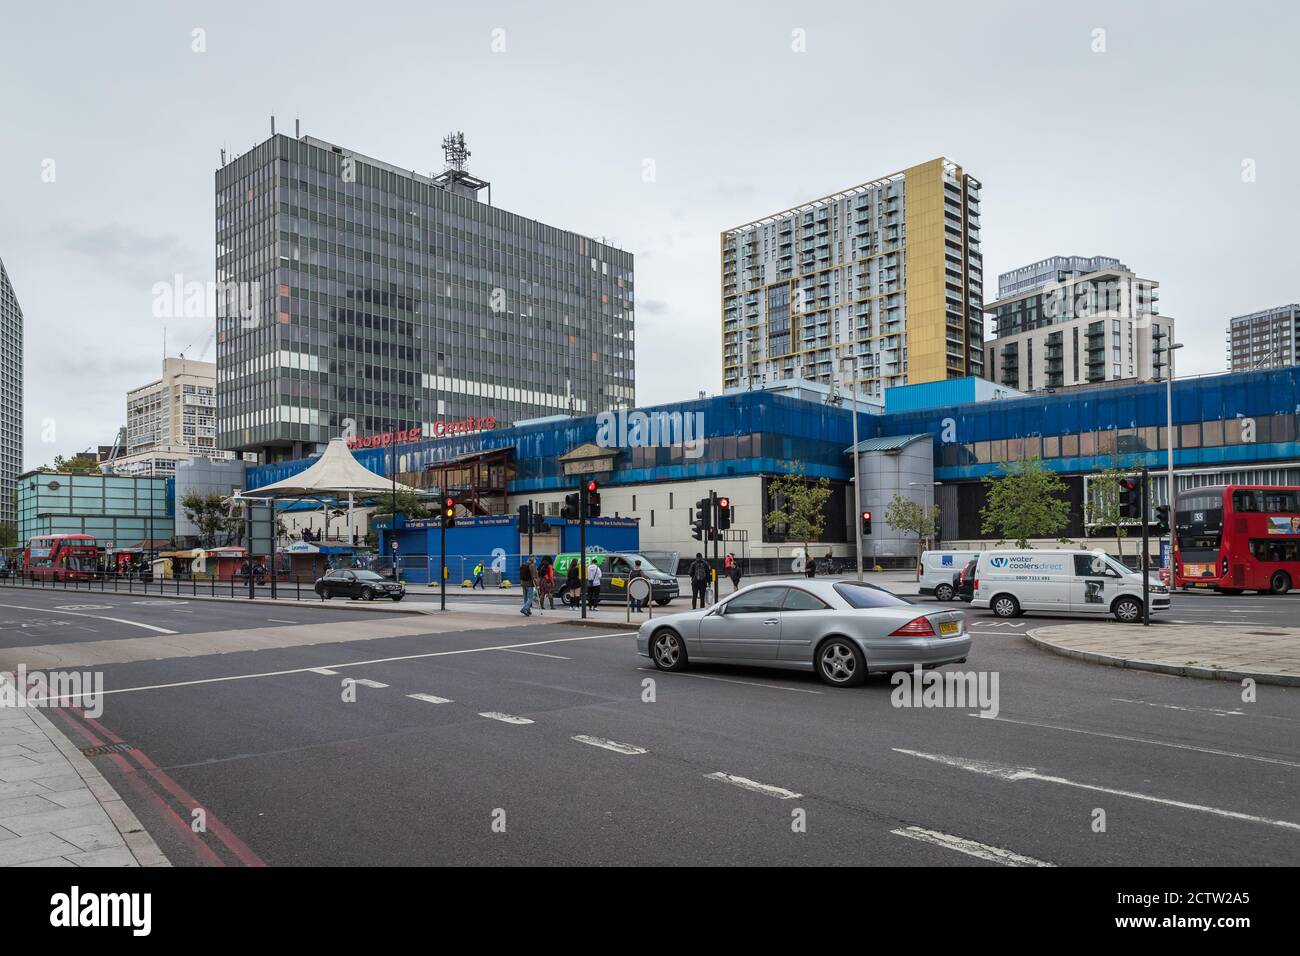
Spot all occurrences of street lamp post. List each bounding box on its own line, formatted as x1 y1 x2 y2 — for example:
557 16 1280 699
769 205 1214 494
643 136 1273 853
840 356 864 582
1164 343 1184 579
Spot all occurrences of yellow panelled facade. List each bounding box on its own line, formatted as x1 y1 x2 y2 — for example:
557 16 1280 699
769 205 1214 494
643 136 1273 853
903 159 950 384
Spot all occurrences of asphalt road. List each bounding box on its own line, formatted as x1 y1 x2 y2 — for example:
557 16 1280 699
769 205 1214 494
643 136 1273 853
2 587 1297 866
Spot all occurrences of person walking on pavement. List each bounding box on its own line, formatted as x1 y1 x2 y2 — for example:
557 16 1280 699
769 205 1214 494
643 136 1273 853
472 560 485 590
688 552 711 609
587 558 603 609
519 556 536 616
566 559 582 610
628 560 647 613
728 553 742 592
538 555 555 611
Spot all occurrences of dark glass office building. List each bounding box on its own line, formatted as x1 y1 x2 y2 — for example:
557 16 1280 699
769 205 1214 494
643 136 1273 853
215 132 635 462
0 256 23 529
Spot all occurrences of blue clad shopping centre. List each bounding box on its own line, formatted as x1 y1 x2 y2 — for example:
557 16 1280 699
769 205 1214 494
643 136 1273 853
245 367 1300 564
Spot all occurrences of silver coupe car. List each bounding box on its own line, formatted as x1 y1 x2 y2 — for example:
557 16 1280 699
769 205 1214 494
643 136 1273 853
636 579 970 687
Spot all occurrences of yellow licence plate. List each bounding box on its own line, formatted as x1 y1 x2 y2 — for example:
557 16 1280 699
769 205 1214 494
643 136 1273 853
939 621 959 636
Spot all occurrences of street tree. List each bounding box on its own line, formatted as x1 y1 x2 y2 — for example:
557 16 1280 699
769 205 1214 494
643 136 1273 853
765 469 832 565
181 493 241 547
37 454 102 475
980 456 1071 547
1088 463 1133 557
375 488 427 519
884 493 941 572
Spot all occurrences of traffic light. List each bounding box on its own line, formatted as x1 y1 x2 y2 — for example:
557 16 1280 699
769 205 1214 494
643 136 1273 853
861 510 873 536
442 496 456 528
517 503 532 525
1118 477 1141 519
585 479 601 518
1155 504 1170 534
716 496 732 531
691 497 712 541
532 511 548 534
561 492 581 520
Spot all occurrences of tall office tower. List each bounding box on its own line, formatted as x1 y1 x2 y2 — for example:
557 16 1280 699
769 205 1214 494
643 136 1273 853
215 129 635 462
984 257 1173 392
1227 304 1300 371
721 158 983 399
0 256 23 529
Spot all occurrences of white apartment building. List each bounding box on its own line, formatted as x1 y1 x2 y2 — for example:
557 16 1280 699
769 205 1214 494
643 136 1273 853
983 258 1175 391
111 357 233 477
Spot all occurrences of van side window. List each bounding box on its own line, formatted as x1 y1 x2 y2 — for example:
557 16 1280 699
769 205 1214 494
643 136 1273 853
1074 555 1108 577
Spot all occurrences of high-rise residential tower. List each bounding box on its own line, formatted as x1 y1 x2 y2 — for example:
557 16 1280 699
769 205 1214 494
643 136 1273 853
984 256 1173 392
0 256 23 529
721 158 984 399
1226 304 1300 371
215 129 635 462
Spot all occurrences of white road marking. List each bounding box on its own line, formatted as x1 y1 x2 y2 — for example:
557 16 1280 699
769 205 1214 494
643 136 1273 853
502 648 571 660
0 601 177 635
267 619 299 624
890 826 1054 867
894 748 1300 832
408 693 452 704
30 632 629 703
307 667 338 675
479 712 534 724
705 772 802 800
635 666 822 694
572 735 646 755
54 604 113 611
131 600 189 606
350 679 388 688
1111 697 1245 717
973 713 1300 769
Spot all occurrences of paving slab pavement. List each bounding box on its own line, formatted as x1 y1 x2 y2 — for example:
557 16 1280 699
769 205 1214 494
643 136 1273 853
1027 622 1300 686
0 674 168 867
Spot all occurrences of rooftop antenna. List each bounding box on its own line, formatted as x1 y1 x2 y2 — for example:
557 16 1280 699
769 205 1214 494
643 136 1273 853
442 131 470 171
271 114 276 136
295 116 300 138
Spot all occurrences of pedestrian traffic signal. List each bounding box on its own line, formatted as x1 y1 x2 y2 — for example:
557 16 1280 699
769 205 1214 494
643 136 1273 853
1155 504 1170 534
861 511 872 536
585 479 601 518
443 496 456 528
1118 477 1141 519
716 496 732 531
562 492 581 520
517 503 531 523
532 511 548 534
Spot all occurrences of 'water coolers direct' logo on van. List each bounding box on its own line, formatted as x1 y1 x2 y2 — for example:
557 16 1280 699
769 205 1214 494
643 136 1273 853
989 556 1009 568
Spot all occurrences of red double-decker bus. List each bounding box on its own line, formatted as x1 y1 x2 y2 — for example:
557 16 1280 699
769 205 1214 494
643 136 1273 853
1174 485 1300 594
23 534 102 582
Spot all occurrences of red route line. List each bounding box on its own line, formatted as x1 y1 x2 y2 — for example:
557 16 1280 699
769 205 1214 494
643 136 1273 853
49 708 225 867
76 711 268 868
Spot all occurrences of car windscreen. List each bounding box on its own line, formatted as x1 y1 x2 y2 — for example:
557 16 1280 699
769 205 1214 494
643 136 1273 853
833 582 914 608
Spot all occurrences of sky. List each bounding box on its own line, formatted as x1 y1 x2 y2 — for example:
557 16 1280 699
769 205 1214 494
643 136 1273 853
2 0 1298 469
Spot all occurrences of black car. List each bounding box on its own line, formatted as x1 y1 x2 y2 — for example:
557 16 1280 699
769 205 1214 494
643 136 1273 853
315 568 405 602
953 557 979 602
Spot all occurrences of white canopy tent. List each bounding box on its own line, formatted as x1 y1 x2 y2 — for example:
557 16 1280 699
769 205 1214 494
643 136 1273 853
239 438 423 543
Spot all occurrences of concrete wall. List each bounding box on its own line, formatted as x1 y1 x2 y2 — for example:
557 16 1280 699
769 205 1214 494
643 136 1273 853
858 437 935 562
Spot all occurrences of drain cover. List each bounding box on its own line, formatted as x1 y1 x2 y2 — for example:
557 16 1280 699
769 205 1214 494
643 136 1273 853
81 742 134 757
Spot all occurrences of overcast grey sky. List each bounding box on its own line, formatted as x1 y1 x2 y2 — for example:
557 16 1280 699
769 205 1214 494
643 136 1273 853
2 0 1297 468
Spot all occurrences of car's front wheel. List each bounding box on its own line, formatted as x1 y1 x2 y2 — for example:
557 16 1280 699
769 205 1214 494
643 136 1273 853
817 637 866 687
650 628 688 672
361 587 375 601
390 594 403 602
655 598 672 606
935 583 955 601
991 594 1020 618
1114 596 1143 623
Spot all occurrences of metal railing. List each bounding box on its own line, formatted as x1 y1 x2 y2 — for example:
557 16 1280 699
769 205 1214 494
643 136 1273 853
0 568 317 601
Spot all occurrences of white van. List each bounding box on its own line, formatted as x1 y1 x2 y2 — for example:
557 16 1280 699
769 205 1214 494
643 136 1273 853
918 551 980 601
971 549 1171 623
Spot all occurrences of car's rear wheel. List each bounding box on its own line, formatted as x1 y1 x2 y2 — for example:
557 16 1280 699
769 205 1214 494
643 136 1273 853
316 585 329 600
1270 572 1291 595
817 637 866 687
992 594 1020 618
1114 596 1142 623
934 583 955 602
650 629 687 672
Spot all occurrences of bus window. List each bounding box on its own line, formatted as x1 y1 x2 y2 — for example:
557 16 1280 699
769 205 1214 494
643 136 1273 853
1233 491 1259 512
